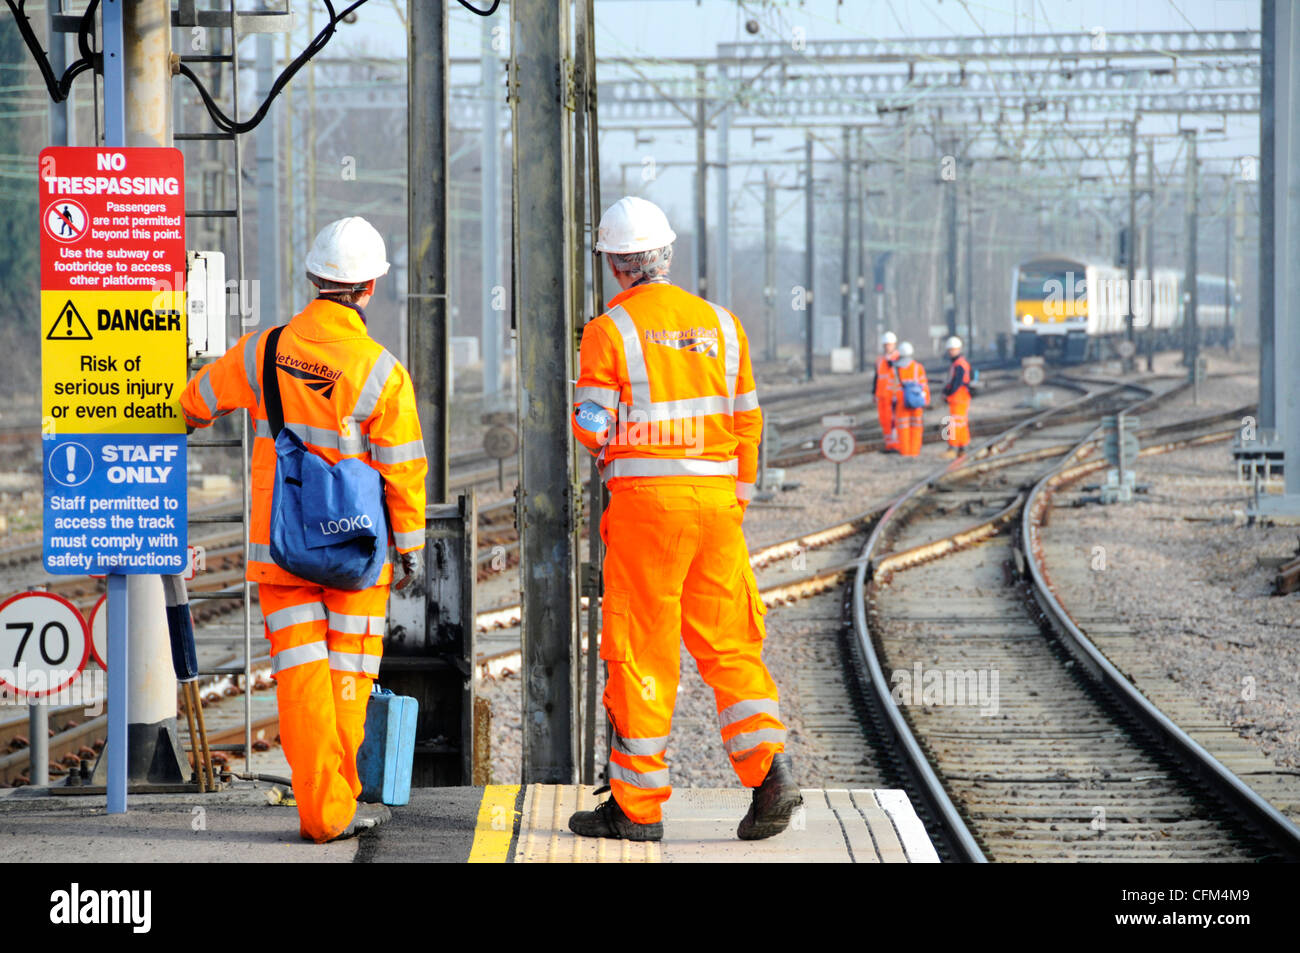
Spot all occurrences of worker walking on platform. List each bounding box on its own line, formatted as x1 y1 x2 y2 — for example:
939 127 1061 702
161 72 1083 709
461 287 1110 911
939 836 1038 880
567 196 801 843
180 217 427 844
942 336 972 458
873 331 901 453
892 341 929 457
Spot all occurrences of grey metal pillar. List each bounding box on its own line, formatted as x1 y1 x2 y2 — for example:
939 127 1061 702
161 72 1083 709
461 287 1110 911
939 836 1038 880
695 64 708 298
255 34 280 322
1126 120 1137 363
944 138 958 339
121 0 187 787
511 0 576 783
1146 137 1157 371
856 138 868 372
804 132 815 381
763 170 776 361
408 0 450 502
840 127 852 349
716 64 730 306
964 164 975 356
1260 0 1277 431
1182 131 1198 369
481 14 502 401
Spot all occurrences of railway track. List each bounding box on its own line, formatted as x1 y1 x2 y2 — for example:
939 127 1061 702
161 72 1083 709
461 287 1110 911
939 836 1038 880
850 383 1300 861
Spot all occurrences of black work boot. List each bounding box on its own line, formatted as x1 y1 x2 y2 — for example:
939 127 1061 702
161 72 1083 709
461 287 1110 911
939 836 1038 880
737 753 803 840
355 802 392 828
568 794 664 842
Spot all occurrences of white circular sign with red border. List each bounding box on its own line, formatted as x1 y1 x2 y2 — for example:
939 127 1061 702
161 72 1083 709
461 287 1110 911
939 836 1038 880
88 594 107 670
0 592 90 698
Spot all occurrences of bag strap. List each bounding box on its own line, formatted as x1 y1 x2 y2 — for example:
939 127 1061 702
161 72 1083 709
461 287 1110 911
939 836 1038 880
261 325 287 438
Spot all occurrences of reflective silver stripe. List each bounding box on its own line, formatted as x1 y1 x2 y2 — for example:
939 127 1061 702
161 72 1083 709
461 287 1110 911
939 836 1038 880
642 394 733 422
575 386 620 406
718 697 780 729
248 542 275 565
733 389 760 413
393 528 424 550
612 734 670 757
271 640 329 674
736 481 755 501
352 349 399 423
723 727 787 756
370 438 426 464
264 601 328 633
607 760 670 789
708 301 741 400
327 611 372 635
199 373 219 418
604 457 737 480
245 329 266 406
607 306 652 412
254 418 369 454
328 650 382 677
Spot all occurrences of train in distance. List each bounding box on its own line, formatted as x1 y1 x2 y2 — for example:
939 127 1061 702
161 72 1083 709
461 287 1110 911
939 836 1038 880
1010 254 1237 364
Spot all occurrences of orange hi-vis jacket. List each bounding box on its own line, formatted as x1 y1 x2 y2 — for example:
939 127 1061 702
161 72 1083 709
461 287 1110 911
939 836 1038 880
573 281 762 495
873 349 901 399
180 298 428 587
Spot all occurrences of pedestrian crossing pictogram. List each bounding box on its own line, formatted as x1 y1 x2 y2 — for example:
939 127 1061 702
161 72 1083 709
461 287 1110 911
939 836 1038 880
46 300 93 341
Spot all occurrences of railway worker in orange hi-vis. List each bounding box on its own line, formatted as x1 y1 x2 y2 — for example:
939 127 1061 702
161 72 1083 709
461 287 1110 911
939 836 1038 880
180 217 427 844
942 336 972 459
892 341 930 457
566 196 802 843
873 331 902 453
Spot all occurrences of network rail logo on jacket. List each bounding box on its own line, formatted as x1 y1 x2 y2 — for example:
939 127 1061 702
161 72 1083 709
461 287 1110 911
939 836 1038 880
644 327 719 358
275 353 343 400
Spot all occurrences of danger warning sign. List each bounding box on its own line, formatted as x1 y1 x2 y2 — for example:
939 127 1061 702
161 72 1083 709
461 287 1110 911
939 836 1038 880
40 147 188 574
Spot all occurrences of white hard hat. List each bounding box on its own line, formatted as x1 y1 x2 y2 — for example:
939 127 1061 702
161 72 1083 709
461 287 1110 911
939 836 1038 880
305 216 390 285
898 341 914 358
595 196 677 254
881 331 898 346
946 336 963 351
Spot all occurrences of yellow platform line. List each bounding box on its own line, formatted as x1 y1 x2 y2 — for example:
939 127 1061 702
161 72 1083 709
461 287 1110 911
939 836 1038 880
467 784 521 863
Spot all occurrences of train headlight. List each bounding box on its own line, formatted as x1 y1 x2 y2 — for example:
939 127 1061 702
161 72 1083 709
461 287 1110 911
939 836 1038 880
1020 314 1034 326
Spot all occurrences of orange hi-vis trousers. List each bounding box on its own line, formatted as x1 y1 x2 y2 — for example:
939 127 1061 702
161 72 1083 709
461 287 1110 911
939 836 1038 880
876 395 899 451
600 481 786 825
260 582 388 843
896 407 925 456
946 391 970 449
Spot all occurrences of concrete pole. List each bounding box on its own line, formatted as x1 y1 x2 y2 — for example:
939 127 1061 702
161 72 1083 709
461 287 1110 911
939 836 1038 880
408 1 450 502
804 132 815 381
1126 119 1137 366
716 64 730 306
695 64 708 298
1183 131 1198 370
1146 137 1157 371
1260 0 1277 431
763 170 776 361
944 138 958 340
840 126 852 349
512 0 576 783
1272 0 1300 502
117 0 188 789
964 163 974 356
481 14 502 401
856 135 868 372
256 35 280 327
1225 179 1234 348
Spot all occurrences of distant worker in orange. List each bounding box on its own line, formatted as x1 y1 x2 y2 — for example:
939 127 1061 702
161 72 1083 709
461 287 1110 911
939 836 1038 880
873 331 901 453
181 217 427 844
942 336 972 459
566 196 801 843
892 341 930 456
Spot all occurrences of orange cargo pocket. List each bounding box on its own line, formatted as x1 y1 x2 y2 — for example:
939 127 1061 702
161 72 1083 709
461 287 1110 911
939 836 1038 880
743 570 767 640
600 588 631 661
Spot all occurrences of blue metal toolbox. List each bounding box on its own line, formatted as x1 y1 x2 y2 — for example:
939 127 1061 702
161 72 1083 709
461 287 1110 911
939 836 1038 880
357 686 419 806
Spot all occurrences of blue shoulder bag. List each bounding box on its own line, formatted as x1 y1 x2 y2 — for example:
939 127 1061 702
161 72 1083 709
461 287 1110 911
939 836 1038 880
263 326 389 590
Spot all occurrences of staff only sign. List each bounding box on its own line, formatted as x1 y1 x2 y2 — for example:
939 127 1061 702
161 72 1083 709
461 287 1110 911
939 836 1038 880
39 147 188 574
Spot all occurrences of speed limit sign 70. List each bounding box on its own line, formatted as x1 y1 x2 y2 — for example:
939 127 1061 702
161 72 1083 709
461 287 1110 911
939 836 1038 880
0 591 90 698
820 427 856 463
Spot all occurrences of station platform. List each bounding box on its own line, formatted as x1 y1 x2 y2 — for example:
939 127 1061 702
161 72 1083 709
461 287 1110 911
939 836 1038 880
0 783 938 863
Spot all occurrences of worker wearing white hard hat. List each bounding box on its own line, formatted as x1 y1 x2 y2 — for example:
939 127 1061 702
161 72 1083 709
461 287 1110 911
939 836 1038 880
181 215 425 844
569 195 801 844
892 341 929 456
874 332 902 453
942 336 973 458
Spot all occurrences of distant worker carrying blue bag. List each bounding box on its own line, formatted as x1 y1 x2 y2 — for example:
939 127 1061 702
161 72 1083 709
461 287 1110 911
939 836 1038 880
180 216 428 844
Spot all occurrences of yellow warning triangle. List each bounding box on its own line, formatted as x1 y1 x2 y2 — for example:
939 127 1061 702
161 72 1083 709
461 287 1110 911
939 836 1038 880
46 300 93 341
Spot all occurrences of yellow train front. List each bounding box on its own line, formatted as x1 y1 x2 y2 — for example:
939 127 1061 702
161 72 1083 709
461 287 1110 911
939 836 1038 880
1011 255 1234 364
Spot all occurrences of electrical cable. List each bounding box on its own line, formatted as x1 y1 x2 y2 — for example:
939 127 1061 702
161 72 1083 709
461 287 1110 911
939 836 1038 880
456 0 501 15
4 0 99 103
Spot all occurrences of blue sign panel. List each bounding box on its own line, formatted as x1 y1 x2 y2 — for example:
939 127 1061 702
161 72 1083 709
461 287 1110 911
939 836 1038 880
43 433 187 574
